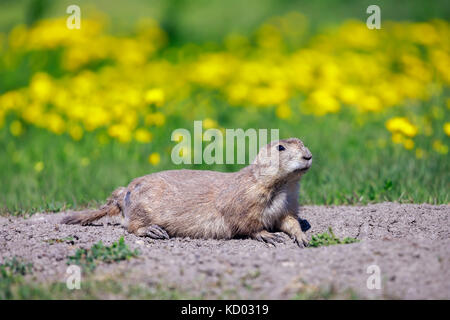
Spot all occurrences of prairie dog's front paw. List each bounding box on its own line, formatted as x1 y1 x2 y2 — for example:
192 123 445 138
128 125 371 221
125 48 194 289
293 232 309 248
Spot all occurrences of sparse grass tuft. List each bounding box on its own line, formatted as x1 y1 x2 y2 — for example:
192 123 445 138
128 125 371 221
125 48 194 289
44 236 76 245
0 257 34 300
309 227 359 248
292 284 360 300
67 237 140 272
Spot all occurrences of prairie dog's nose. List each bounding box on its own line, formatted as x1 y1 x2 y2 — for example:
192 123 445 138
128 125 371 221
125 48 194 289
302 148 312 161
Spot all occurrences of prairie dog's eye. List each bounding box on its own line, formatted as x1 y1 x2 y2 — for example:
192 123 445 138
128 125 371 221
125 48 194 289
277 145 285 151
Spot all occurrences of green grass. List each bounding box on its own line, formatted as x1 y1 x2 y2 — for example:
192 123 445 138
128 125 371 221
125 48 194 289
7 279 198 300
0 256 358 299
0 255 358 299
292 284 360 300
309 227 360 248
44 236 76 245
0 257 34 300
67 237 140 272
1 102 448 215
1 0 449 42
0 254 195 300
0 257 196 299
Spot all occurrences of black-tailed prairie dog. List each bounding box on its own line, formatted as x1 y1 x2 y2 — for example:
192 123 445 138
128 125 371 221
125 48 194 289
61 138 313 247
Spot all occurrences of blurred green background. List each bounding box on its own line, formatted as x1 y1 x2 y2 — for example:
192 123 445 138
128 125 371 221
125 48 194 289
1 0 449 42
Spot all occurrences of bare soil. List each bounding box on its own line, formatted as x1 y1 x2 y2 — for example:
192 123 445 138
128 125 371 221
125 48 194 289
1 203 449 299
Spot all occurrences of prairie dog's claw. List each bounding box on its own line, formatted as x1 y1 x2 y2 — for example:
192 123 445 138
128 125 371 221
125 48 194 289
293 234 309 248
146 225 170 240
253 231 286 247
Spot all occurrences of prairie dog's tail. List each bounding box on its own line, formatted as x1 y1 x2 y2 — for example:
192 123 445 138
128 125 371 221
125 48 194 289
61 187 126 225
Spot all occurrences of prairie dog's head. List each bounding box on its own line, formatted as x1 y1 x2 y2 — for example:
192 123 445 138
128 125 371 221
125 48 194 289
253 138 312 180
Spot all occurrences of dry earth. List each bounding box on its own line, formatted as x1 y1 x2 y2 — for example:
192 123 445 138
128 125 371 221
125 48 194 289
1 202 449 299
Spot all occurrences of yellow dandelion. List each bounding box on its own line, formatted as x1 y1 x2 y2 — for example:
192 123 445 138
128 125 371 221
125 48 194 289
145 112 166 127
403 139 414 150
30 72 53 102
34 161 44 173
444 123 450 136
68 125 83 141
275 104 292 119
432 140 448 154
386 117 418 137
148 152 161 166
135 128 153 143
203 118 218 129
307 90 340 115
80 157 90 167
108 124 132 143
144 88 165 106
359 96 382 112
391 133 404 144
10 120 23 136
415 148 425 159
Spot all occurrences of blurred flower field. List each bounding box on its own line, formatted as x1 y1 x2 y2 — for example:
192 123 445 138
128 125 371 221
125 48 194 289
0 11 449 214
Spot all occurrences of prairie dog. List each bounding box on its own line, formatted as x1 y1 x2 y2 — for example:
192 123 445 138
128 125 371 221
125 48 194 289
61 138 313 247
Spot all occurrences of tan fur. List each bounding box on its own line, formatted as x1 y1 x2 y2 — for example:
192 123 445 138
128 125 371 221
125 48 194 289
61 138 312 247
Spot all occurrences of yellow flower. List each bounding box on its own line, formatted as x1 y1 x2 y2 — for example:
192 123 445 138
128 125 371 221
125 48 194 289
80 157 90 167
46 113 66 134
144 88 165 106
358 96 382 112
68 125 84 141
108 124 132 143
432 140 448 154
30 72 53 102
10 120 24 136
444 123 450 136
148 152 161 165
307 90 340 115
34 161 44 173
339 86 360 105
403 139 414 150
386 117 418 137
203 118 218 129
135 128 153 143
145 112 166 127
275 104 292 119
391 133 404 144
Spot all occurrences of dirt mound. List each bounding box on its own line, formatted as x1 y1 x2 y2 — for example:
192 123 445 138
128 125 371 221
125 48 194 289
1 203 449 299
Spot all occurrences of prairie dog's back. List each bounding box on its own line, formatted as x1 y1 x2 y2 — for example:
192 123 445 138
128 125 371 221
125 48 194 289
123 169 236 238
127 169 232 200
